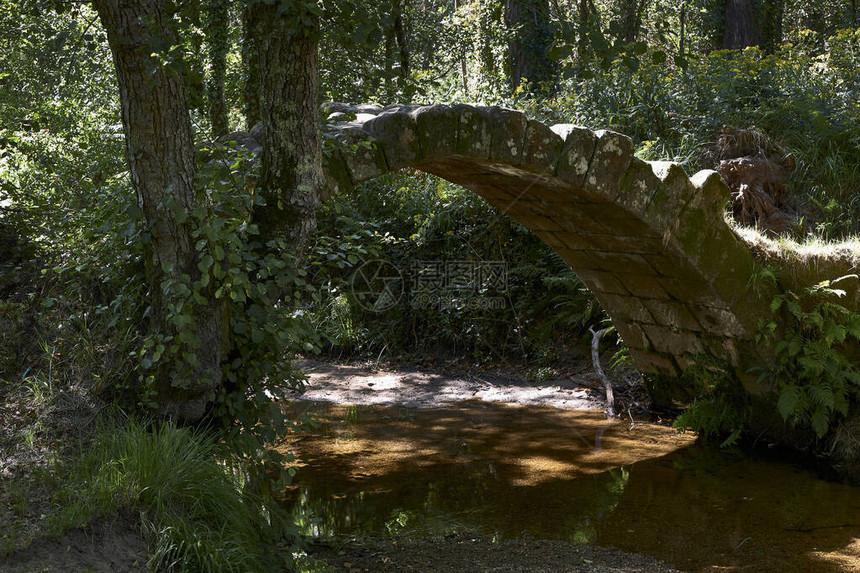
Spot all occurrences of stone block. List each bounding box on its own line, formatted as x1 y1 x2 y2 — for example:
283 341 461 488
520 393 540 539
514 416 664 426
590 252 655 275
628 349 679 376
597 293 655 323
511 212 563 232
453 104 493 159
552 124 597 187
658 276 722 306
642 325 705 355
680 223 755 284
486 107 530 165
557 232 596 251
616 157 662 217
644 162 695 238
620 274 669 299
363 111 422 171
534 231 565 248
414 104 459 159
522 120 563 175
615 322 650 350
644 253 705 280
575 269 629 295
690 169 732 221
693 306 747 338
355 103 383 114
551 205 616 234
673 354 701 373
556 248 604 271
516 177 579 203
643 299 702 330
337 124 388 184
582 130 634 201
464 183 520 209
584 233 665 255
321 149 353 199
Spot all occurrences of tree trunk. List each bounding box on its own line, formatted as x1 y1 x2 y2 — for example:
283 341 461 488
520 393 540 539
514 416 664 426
455 0 469 98
724 0 761 49
577 0 590 64
504 0 555 94
206 0 230 137
618 0 647 43
760 0 783 53
242 3 261 131
392 0 412 99
94 0 227 421
247 1 323 256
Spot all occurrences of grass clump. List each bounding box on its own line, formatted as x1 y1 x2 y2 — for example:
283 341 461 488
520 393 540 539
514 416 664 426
53 417 298 572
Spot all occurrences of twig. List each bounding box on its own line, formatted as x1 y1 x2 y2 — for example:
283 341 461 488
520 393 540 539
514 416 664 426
589 326 615 416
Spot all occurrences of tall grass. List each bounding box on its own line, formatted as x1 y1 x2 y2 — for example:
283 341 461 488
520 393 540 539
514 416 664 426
53 417 298 572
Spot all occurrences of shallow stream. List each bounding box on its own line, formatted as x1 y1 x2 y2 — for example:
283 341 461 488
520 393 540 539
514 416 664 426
278 392 859 571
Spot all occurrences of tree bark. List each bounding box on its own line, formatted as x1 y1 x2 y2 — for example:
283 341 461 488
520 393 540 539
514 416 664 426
206 0 230 137
94 0 227 420
505 0 555 94
242 3 261 131
759 0 783 53
392 0 412 98
577 0 590 64
723 0 761 49
247 1 323 256
617 0 647 43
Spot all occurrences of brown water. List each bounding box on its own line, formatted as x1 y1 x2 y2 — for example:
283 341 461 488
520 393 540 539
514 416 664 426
277 402 860 572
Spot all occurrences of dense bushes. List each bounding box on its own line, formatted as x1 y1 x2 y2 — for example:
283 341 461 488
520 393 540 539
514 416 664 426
305 172 602 364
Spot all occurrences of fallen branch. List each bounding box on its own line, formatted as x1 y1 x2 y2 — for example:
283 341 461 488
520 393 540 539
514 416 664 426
589 326 615 417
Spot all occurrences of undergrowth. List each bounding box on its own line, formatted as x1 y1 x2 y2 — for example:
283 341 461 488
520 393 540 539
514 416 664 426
51 416 299 572
755 270 860 438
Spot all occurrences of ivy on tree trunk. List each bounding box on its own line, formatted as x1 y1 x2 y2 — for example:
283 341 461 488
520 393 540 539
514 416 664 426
206 0 230 137
246 0 323 256
93 0 228 420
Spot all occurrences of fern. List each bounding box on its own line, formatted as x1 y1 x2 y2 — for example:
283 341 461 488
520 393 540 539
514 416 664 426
759 272 860 438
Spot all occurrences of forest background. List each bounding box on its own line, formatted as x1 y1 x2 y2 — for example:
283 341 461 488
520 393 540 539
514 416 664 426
1 0 859 570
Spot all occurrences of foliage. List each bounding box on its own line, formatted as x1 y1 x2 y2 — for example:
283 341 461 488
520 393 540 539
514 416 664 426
673 364 751 448
306 171 603 364
755 271 860 438
53 417 298 572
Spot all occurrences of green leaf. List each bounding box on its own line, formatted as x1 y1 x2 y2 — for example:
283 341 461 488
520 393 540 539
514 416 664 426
777 384 801 420
810 407 830 438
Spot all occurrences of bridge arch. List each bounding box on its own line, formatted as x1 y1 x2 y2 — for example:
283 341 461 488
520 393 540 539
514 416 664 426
320 103 771 387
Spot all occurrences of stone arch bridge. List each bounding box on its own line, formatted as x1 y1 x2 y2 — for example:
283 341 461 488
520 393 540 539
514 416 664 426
228 103 858 395
318 102 772 390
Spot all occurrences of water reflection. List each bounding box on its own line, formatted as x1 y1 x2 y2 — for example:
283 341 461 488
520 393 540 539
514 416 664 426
277 402 860 572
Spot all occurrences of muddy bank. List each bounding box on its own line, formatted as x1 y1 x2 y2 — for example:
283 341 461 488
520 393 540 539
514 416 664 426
307 535 679 572
0 515 147 573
